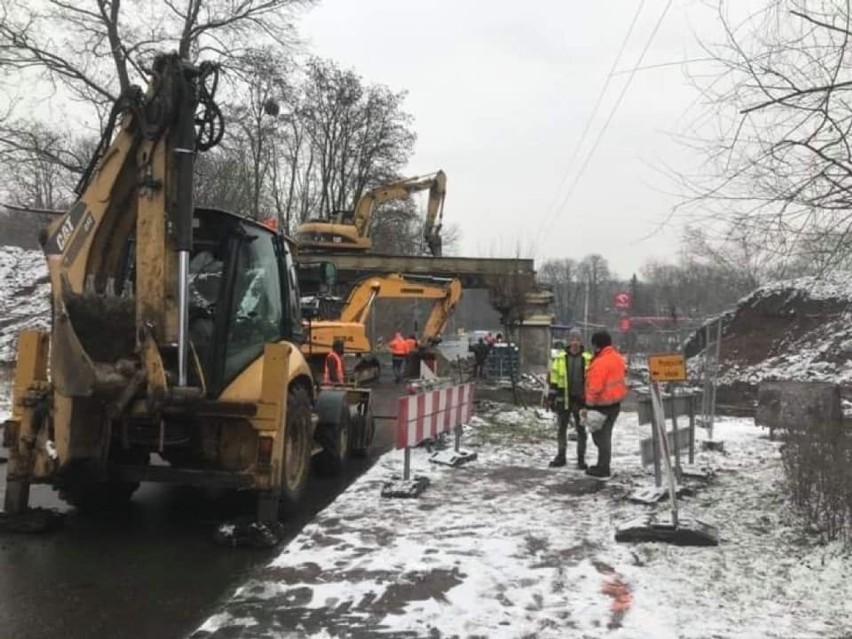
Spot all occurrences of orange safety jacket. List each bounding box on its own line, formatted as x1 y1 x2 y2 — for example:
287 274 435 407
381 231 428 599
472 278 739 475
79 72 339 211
323 351 345 384
585 345 627 407
389 334 408 356
405 337 417 353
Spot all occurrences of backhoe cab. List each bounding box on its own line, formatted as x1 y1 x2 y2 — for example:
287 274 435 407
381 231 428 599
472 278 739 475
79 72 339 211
2 53 370 524
296 171 446 257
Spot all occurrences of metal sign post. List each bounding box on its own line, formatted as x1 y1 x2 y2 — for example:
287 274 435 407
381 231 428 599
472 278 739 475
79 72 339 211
650 382 679 527
647 353 687 486
615 376 719 546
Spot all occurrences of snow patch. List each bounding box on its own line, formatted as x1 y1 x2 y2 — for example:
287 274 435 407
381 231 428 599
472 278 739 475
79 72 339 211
193 407 852 638
0 246 50 364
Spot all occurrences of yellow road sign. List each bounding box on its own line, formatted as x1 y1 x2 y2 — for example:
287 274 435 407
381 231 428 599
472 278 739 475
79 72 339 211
648 353 687 382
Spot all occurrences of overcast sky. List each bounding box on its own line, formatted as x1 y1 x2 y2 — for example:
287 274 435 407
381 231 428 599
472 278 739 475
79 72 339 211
300 0 725 277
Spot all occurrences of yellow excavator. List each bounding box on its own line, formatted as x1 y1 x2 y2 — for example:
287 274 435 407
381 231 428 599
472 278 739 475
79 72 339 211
296 171 447 257
2 54 371 523
302 273 463 382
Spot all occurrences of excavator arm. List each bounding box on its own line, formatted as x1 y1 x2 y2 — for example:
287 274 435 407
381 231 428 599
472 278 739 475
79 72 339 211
302 273 462 356
420 277 462 346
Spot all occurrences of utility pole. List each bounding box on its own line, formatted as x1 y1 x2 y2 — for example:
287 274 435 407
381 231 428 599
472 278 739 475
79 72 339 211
583 276 590 344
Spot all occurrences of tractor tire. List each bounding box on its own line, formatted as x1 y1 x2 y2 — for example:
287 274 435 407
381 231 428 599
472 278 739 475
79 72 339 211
348 408 375 458
277 385 313 515
314 395 351 477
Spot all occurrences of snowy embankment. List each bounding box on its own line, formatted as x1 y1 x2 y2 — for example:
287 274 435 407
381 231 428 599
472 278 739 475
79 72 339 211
192 405 852 639
0 246 50 365
695 273 852 388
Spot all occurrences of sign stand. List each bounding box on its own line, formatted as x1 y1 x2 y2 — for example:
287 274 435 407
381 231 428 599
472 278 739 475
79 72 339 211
616 356 719 546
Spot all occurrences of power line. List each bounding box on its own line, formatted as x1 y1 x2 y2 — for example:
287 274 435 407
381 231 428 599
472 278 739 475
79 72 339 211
536 0 648 245
543 0 675 241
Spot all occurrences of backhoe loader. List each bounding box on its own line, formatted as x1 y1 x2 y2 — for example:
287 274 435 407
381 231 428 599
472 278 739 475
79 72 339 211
296 171 446 257
1 53 368 523
302 273 462 382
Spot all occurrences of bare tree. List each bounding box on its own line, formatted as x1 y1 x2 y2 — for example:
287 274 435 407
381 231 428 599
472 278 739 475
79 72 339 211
0 0 313 100
0 0 313 208
0 121 93 208
681 0 852 272
539 258 577 324
299 57 416 219
578 254 612 326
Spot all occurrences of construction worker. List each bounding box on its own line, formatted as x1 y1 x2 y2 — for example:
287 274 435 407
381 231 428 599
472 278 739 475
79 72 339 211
547 328 592 469
472 337 489 379
405 334 418 355
583 330 628 478
389 332 408 383
323 338 346 385
404 333 418 378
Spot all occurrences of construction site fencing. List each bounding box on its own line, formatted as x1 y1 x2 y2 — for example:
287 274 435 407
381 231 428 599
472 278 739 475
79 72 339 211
486 343 519 380
395 382 474 481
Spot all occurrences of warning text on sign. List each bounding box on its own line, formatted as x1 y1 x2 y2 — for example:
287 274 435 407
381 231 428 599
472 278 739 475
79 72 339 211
648 353 687 382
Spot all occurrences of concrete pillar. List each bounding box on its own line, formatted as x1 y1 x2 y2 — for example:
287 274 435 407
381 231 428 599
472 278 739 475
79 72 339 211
518 317 552 374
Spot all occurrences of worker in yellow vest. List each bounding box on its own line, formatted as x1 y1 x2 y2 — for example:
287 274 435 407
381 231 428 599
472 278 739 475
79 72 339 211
547 328 592 469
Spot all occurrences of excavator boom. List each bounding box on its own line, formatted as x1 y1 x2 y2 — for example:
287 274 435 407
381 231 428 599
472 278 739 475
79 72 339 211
301 273 462 380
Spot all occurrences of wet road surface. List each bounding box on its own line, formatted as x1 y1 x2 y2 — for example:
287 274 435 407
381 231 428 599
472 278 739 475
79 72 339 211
0 366 400 639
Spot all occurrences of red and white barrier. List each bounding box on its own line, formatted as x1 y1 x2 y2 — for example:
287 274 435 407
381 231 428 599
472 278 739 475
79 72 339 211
396 383 474 450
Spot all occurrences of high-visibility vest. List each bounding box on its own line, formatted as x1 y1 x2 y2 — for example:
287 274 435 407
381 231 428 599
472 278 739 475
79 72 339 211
389 336 408 356
585 346 628 407
323 351 344 384
549 349 592 404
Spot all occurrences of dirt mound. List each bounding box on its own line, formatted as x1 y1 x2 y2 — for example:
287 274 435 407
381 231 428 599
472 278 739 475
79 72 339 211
686 274 852 408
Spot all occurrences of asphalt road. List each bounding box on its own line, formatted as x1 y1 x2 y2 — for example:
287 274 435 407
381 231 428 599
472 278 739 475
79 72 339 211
0 368 400 639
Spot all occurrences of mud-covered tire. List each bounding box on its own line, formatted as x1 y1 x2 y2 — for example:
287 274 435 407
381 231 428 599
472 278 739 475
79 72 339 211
348 408 375 458
58 479 139 513
278 386 313 514
314 403 350 477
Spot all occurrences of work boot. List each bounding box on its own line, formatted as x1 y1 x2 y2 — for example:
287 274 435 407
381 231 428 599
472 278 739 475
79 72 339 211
585 465 611 478
548 454 566 468
576 459 587 471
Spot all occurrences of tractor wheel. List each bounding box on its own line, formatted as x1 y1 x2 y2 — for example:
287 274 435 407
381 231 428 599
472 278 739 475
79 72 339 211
348 407 375 458
277 385 313 515
314 397 351 477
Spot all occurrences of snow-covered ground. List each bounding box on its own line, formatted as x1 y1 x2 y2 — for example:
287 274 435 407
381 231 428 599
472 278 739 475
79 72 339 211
0 246 50 364
192 405 852 639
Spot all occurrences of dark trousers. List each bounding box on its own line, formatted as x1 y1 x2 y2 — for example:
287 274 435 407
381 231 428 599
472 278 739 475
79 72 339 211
392 356 405 382
590 403 620 472
556 395 587 463
473 361 486 378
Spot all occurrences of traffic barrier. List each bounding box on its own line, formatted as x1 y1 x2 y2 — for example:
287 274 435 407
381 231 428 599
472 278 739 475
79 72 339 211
396 383 473 450
381 383 476 498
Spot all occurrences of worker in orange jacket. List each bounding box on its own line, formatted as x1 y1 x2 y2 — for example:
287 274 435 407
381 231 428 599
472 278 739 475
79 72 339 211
323 338 346 385
388 332 408 383
583 330 627 478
